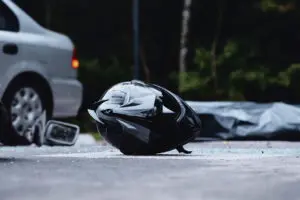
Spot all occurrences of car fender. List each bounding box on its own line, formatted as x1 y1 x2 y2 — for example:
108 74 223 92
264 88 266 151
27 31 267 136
0 60 52 98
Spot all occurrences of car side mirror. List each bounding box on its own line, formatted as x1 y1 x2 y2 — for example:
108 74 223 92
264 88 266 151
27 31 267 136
44 120 80 146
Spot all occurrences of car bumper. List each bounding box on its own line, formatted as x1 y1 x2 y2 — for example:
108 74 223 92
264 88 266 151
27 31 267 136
50 78 83 118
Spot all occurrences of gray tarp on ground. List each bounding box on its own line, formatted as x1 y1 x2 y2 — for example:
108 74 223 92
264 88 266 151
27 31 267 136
186 101 300 141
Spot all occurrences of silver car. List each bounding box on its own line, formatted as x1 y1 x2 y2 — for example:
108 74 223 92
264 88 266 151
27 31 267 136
0 0 83 141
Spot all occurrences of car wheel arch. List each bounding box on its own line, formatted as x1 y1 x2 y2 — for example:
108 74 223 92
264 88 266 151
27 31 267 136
2 71 54 118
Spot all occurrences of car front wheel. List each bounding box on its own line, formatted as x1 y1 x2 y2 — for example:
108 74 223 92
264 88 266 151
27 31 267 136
2 79 50 144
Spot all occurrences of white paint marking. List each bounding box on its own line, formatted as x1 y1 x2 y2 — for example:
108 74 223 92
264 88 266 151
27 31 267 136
35 149 278 160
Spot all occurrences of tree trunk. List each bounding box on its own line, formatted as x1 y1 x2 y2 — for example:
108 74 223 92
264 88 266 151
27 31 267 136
179 0 192 92
140 43 151 82
210 0 224 90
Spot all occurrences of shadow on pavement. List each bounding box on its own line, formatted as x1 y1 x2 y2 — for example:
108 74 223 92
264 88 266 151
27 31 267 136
0 157 31 163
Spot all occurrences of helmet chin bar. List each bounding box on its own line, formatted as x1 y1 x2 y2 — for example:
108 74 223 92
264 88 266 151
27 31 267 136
88 80 202 155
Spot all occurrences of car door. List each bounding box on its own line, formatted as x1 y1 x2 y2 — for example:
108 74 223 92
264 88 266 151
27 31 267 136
0 0 21 96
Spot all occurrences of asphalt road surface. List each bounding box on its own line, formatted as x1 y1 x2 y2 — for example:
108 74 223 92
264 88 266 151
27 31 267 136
1 141 300 200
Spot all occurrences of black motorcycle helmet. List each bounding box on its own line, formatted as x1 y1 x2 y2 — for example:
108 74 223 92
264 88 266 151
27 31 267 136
88 80 202 155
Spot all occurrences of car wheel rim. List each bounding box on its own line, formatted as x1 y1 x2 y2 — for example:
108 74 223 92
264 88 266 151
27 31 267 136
10 87 43 141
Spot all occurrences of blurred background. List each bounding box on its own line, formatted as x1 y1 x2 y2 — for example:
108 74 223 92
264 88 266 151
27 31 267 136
9 0 300 133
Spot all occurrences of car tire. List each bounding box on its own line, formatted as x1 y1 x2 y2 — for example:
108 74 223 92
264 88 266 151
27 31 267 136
2 78 51 145
0 100 31 146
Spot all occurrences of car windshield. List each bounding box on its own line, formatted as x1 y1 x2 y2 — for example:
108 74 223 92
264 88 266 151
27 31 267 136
0 10 6 29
